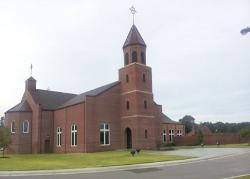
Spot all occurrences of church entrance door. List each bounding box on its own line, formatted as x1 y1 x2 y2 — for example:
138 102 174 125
125 128 132 149
44 139 50 153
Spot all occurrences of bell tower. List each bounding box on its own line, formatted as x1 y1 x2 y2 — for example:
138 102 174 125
123 25 147 66
119 23 157 150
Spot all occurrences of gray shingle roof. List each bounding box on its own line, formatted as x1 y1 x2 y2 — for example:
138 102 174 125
58 81 120 109
27 76 36 81
123 25 146 48
6 81 120 112
30 90 77 110
7 100 32 112
160 113 178 124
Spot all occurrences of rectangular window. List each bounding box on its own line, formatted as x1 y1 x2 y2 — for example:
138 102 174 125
169 129 174 143
71 124 77 146
162 129 167 143
177 130 182 136
57 127 62 147
100 123 110 145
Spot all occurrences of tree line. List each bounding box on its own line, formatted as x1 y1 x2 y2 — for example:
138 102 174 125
200 121 250 137
179 115 250 137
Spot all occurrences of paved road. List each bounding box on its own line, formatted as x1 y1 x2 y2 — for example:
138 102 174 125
155 148 249 159
1 150 250 179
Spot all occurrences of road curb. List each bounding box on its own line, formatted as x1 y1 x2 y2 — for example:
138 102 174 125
0 150 249 177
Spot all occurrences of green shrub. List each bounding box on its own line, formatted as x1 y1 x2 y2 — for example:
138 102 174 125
239 128 250 137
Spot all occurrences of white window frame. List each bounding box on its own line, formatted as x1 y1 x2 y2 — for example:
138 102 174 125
177 129 182 136
169 129 175 143
71 124 77 147
22 120 29 133
162 129 167 143
11 121 16 133
100 123 110 146
57 127 62 147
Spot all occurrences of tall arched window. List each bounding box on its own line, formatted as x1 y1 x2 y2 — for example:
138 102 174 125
143 73 146 82
132 51 137 63
57 127 62 147
144 100 147 109
71 124 77 146
126 101 130 110
11 121 16 133
145 129 148 138
141 52 146 64
124 53 129 65
22 120 29 133
126 74 129 83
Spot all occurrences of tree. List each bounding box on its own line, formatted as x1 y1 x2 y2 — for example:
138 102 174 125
239 128 250 137
0 126 11 158
196 129 204 145
201 122 250 133
179 115 195 134
0 117 4 127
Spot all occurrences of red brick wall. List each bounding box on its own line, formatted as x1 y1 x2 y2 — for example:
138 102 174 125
161 123 185 144
203 133 241 145
119 63 152 93
85 84 121 152
175 136 197 146
40 111 54 153
121 116 158 150
54 103 85 153
5 112 32 153
175 133 250 146
25 92 42 153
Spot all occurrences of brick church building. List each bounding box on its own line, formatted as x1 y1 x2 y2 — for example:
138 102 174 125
5 24 184 154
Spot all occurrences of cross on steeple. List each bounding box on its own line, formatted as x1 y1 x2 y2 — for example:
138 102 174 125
129 6 136 25
30 64 33 77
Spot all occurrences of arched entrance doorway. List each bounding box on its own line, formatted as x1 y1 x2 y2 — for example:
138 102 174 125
125 128 132 149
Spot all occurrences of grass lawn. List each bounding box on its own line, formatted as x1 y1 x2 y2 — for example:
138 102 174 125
173 143 250 150
0 150 191 171
233 175 250 179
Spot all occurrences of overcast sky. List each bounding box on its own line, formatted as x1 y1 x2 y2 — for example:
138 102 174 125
0 0 249 123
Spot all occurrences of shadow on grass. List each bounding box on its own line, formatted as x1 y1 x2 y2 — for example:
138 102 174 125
0 156 10 159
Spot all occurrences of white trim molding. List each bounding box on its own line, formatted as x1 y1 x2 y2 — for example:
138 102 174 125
121 115 155 119
121 90 152 95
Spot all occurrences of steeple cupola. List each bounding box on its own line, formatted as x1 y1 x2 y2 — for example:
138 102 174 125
25 76 36 91
123 25 147 66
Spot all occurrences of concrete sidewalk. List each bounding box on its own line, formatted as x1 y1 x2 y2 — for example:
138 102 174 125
0 148 249 177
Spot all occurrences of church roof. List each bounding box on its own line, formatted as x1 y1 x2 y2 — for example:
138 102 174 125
160 113 179 124
7 100 32 112
27 76 36 81
29 90 77 110
123 25 146 48
58 81 120 109
6 81 120 112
